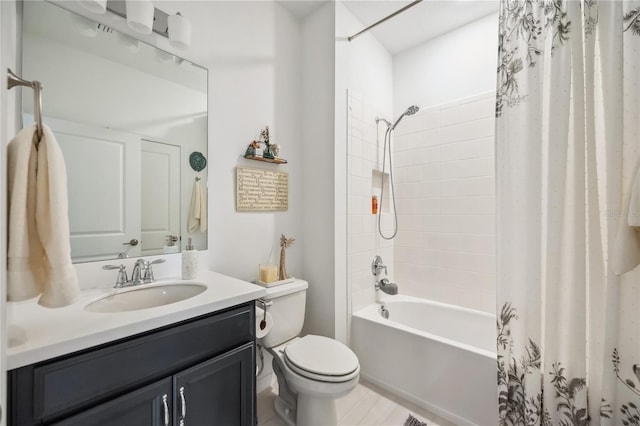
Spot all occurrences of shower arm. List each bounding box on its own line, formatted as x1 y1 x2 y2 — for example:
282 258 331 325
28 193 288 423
376 117 392 127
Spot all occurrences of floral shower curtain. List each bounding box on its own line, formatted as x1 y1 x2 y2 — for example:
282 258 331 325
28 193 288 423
496 1 640 425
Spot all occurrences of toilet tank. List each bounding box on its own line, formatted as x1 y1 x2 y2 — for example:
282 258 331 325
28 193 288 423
259 279 308 349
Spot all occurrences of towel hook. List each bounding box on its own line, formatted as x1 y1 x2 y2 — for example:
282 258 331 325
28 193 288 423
7 68 44 143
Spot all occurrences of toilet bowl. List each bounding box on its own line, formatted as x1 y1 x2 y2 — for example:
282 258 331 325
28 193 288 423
257 280 360 426
267 336 360 426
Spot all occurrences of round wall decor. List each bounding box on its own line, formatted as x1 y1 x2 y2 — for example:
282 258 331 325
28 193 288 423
189 151 207 172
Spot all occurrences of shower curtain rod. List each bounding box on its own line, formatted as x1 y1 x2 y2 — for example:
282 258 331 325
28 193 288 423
348 0 423 42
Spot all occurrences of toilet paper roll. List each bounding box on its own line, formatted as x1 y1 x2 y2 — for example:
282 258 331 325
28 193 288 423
255 306 273 339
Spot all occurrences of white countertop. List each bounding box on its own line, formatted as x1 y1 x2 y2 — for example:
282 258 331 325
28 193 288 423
7 270 266 370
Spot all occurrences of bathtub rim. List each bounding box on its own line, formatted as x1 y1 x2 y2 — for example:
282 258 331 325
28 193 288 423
352 294 497 360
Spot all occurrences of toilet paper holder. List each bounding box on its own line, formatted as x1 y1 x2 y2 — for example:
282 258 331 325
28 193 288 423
256 298 273 311
256 298 273 332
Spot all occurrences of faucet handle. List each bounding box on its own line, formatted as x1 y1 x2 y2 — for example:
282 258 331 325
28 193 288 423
103 264 125 270
142 258 166 283
103 264 128 287
371 255 387 276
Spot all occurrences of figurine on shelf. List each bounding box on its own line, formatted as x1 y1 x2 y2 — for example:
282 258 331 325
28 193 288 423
261 126 275 159
244 126 284 161
263 146 275 159
244 140 261 158
278 234 295 281
271 144 280 158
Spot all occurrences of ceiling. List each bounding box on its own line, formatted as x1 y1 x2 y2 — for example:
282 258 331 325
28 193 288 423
277 0 328 18
279 0 498 56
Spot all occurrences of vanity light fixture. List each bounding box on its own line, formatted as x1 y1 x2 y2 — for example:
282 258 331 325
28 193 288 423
72 14 98 37
126 0 154 35
83 1 192 49
77 0 107 14
167 12 191 50
118 32 141 52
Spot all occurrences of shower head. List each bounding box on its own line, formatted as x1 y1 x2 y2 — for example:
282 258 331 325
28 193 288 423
390 104 420 130
406 105 420 115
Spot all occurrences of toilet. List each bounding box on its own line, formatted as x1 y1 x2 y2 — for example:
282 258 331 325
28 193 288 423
258 279 360 426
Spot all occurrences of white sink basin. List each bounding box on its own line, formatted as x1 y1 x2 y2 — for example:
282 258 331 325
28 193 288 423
85 283 207 313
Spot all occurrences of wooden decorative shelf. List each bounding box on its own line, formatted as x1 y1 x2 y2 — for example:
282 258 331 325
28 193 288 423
244 155 288 164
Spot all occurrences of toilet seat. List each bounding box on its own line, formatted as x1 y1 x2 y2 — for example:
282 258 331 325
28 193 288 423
283 335 360 383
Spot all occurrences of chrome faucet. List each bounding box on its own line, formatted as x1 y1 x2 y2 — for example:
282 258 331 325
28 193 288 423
104 258 166 288
130 259 146 285
376 278 398 295
379 302 390 319
102 264 129 288
132 258 166 285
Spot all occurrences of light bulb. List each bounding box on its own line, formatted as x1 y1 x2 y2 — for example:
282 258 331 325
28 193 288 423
77 0 107 14
126 0 154 35
168 12 191 50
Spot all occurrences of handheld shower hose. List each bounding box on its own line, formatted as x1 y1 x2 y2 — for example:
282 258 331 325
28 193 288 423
376 105 419 240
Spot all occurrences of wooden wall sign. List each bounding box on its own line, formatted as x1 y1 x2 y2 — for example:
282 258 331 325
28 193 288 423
236 167 288 211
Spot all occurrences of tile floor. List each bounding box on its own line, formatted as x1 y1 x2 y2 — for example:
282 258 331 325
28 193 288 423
257 380 455 426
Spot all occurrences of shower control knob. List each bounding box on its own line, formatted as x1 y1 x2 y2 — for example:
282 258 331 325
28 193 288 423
371 255 387 276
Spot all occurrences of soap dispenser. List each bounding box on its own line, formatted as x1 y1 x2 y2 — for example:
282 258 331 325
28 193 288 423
181 238 198 280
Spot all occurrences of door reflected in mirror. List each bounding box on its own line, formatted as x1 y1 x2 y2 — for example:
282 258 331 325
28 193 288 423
21 1 208 263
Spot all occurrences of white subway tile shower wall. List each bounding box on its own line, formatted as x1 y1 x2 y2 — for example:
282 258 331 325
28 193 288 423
393 93 496 313
347 92 394 313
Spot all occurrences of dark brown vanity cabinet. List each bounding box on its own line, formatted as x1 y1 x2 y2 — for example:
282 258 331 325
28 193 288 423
8 303 256 426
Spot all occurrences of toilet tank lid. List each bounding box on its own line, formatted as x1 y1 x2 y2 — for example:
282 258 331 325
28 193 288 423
263 279 308 299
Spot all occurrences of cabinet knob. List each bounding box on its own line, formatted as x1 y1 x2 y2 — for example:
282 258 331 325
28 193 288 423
123 238 139 246
161 394 169 426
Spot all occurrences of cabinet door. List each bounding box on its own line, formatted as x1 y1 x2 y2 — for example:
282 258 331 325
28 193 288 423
174 342 255 426
52 378 172 426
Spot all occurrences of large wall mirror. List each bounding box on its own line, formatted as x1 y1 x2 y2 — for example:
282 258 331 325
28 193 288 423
21 1 208 263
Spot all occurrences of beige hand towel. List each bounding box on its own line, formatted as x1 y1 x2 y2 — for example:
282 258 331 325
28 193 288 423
7 124 79 307
8 125 45 301
612 160 640 275
188 179 207 233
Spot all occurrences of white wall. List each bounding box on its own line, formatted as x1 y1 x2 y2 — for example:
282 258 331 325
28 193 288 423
393 93 496 313
336 1 395 327
393 13 498 112
346 92 396 313
192 2 303 284
336 2 394 117
390 13 498 313
301 3 335 338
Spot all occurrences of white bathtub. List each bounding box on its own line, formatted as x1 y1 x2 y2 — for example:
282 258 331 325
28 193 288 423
351 295 498 425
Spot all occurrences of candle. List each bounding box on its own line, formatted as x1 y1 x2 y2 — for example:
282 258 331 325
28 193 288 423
259 264 278 283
